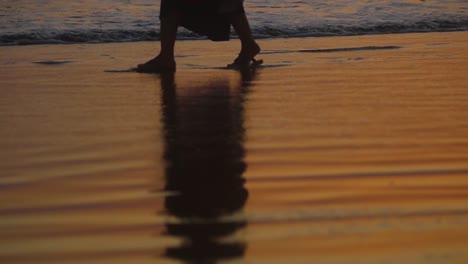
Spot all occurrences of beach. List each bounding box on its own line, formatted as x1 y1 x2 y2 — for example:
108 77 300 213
1 31 468 264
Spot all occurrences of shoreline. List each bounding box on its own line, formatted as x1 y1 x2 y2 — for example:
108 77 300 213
1 29 468 47
1 31 467 72
2 26 468 47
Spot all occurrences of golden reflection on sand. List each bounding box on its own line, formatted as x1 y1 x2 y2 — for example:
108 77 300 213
1 32 468 263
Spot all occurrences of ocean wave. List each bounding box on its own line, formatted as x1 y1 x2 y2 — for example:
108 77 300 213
0 30 162 46
1 19 468 46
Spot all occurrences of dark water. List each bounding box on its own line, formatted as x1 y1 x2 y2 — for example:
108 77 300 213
1 0 468 45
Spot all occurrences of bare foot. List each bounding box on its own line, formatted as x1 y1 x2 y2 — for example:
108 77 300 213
229 42 261 67
136 55 176 73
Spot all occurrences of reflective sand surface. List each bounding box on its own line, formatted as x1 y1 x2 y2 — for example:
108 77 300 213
1 32 468 263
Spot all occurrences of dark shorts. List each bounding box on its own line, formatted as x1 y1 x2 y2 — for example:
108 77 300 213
160 0 245 41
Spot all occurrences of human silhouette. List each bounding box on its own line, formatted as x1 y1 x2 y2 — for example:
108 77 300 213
158 68 258 263
137 0 261 73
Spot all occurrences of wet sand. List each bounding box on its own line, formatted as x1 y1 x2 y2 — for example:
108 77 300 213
1 31 468 264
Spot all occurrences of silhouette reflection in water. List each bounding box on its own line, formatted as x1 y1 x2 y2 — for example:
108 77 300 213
159 69 258 263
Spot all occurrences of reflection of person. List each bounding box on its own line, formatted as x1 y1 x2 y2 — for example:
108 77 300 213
159 69 257 262
137 0 261 73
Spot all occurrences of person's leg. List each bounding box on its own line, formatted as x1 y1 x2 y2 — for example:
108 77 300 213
137 11 179 72
229 12 261 64
158 12 179 64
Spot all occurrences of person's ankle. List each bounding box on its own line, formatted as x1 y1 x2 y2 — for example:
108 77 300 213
241 41 260 56
155 54 175 65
